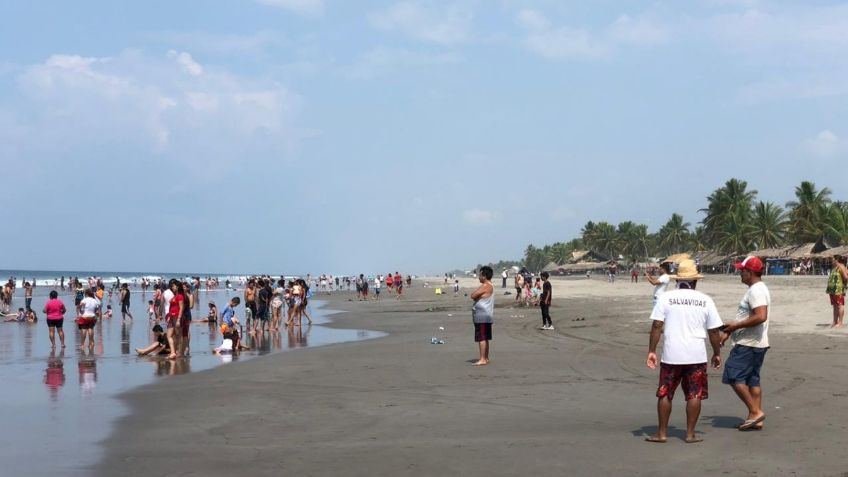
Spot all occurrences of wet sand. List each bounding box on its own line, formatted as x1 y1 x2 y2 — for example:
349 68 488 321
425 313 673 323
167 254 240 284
94 276 848 476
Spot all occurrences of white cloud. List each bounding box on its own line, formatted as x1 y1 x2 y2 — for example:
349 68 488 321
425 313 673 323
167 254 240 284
802 130 840 159
463 208 499 225
255 0 324 15
607 15 667 46
167 50 203 76
151 30 289 56
13 50 302 171
369 1 473 45
344 46 463 79
515 10 666 60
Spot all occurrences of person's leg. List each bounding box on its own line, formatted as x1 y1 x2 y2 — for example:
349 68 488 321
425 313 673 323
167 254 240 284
87 328 95 350
832 303 838 326
649 397 672 441
166 327 177 359
58 327 65 348
685 398 702 441
730 383 764 421
473 340 489 365
48 325 56 347
839 303 845 327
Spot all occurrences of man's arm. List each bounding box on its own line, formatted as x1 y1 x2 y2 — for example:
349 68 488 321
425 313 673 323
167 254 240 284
839 263 848 282
644 273 660 285
723 306 768 333
470 282 491 301
707 328 722 368
646 320 663 369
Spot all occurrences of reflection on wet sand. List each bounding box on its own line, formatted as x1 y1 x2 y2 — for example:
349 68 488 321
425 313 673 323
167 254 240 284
78 351 97 396
121 321 132 355
288 324 311 348
44 350 65 401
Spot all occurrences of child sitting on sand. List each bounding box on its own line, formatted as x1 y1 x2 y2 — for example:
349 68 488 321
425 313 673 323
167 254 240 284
103 305 113 319
207 301 218 322
136 324 170 356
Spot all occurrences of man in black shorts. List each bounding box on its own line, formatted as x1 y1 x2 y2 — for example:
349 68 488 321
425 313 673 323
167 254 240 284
470 266 494 366
120 283 134 321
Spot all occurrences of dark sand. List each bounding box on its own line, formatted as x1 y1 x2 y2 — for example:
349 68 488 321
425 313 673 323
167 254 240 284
94 277 848 476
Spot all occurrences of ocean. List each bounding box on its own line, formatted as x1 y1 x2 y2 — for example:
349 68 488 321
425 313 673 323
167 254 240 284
0 271 383 475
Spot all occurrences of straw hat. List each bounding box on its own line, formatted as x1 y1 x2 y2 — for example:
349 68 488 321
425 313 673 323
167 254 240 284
670 259 703 280
664 253 691 264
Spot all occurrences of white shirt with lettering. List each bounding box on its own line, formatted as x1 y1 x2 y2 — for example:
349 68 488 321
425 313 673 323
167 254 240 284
731 281 770 348
651 287 723 364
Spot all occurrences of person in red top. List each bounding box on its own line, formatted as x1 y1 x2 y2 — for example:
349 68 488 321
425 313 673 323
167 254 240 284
386 273 394 290
43 290 67 348
166 279 185 360
394 272 403 298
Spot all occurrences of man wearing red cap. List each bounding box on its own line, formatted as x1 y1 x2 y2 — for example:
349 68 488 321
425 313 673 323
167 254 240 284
721 256 770 431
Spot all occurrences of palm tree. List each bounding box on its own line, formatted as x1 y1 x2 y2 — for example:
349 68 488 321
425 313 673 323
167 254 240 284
700 178 757 247
751 201 786 249
715 212 755 254
689 226 708 252
825 202 848 245
593 222 621 259
658 213 691 255
548 242 571 265
786 181 832 242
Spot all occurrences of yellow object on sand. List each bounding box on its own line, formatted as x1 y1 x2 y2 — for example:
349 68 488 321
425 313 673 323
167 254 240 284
435 288 443 295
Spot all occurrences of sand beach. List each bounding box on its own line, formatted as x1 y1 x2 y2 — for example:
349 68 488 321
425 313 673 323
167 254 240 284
92 274 848 477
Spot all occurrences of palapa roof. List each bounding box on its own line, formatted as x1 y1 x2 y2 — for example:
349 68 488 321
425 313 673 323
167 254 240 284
693 250 733 267
818 245 848 258
541 261 562 272
569 250 610 263
561 262 609 272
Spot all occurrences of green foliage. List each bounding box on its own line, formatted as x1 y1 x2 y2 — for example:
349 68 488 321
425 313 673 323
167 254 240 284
494 179 848 272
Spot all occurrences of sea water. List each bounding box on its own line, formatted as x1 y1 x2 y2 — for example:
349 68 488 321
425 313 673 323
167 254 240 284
0 275 383 476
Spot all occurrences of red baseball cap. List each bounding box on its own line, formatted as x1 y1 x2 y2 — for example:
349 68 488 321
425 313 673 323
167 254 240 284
734 256 764 273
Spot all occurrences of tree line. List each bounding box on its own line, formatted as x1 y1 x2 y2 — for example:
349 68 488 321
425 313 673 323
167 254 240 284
513 179 844 273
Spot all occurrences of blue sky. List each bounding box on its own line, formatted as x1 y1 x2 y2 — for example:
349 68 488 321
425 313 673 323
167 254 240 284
2 0 847 275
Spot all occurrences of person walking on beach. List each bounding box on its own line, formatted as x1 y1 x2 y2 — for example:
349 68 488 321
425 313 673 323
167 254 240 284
646 259 723 443
645 261 672 306
43 290 67 349
721 256 770 431
514 272 524 305
394 271 403 298
119 283 134 321
826 255 848 328
78 289 100 350
501 269 508 288
539 272 553 330
470 266 494 366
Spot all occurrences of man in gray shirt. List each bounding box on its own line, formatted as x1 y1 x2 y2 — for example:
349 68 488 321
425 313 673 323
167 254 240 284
470 266 494 366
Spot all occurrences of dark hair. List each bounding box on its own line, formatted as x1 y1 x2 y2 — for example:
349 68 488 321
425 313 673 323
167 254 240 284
85 289 94 298
479 266 494 280
836 255 847 265
49 290 58 299
659 262 672 272
540 271 550 279
230 296 241 306
152 324 164 333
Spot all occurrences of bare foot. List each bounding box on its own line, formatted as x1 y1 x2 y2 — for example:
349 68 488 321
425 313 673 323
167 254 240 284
645 435 667 443
471 359 489 366
167 353 177 360
684 436 703 443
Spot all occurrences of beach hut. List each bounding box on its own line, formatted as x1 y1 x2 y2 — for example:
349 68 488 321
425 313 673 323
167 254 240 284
569 250 610 264
541 261 564 274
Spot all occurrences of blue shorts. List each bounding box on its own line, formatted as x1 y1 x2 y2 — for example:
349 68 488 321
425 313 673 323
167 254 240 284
722 345 768 387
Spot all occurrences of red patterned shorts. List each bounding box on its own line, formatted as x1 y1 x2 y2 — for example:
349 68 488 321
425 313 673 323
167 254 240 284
656 363 708 401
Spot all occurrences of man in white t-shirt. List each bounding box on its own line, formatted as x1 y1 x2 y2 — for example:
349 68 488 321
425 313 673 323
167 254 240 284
645 261 672 305
721 256 770 431
646 259 723 444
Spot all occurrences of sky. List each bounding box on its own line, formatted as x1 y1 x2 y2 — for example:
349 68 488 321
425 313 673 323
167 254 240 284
1 0 847 275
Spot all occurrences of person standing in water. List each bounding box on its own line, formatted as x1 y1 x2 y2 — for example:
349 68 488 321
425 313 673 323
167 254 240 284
119 283 134 321
43 290 67 349
470 266 494 366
